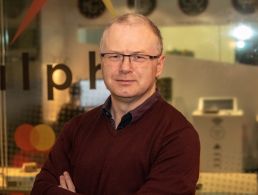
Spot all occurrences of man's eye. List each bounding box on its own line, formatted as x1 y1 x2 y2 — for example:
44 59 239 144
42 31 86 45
134 55 146 60
108 54 121 59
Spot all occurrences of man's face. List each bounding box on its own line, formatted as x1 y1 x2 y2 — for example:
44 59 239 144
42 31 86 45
101 23 165 103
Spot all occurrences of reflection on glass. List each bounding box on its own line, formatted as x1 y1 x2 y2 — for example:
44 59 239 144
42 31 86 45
160 23 258 66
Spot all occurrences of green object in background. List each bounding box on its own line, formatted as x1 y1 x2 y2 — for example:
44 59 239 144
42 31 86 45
157 77 173 102
78 28 104 44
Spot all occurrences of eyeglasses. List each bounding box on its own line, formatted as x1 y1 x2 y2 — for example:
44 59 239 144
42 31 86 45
100 53 161 64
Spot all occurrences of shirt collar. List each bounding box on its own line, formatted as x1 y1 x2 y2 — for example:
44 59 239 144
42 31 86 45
102 91 161 129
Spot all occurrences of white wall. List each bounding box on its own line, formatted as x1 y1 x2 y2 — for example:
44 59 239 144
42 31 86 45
162 55 258 166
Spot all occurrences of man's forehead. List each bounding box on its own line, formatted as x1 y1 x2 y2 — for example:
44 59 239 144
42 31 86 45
105 23 155 39
100 21 160 53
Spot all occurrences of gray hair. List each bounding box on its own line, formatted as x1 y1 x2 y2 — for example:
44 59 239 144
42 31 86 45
100 13 163 54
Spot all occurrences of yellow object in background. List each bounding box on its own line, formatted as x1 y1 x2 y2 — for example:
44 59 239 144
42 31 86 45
102 0 117 17
30 124 56 152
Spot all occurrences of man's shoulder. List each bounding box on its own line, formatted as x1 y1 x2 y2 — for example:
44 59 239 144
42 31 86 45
155 98 195 132
156 98 185 119
59 105 104 139
72 105 102 121
154 99 199 146
63 105 103 128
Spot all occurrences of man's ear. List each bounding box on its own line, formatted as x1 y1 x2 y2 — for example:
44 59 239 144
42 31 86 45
156 55 165 77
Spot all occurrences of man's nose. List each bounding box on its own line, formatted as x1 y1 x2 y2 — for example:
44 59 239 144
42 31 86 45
119 56 132 72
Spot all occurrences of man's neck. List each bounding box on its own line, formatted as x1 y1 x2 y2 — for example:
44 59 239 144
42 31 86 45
110 101 130 128
110 88 156 128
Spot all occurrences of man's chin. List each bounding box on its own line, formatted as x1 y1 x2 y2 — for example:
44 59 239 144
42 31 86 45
112 92 136 101
114 94 135 99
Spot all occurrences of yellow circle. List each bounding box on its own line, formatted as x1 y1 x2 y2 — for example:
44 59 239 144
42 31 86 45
30 124 56 152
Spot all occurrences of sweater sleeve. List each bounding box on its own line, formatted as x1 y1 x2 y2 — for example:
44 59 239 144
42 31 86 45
31 119 84 195
135 126 200 195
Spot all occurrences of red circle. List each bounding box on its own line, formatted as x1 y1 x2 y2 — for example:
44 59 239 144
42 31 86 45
14 123 35 152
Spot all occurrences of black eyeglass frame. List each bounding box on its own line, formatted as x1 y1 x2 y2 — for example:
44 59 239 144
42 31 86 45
100 53 161 62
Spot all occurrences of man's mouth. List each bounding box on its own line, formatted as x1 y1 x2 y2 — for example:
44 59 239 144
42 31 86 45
116 79 135 84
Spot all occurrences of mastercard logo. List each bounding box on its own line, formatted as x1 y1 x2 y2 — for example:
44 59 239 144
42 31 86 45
14 123 56 152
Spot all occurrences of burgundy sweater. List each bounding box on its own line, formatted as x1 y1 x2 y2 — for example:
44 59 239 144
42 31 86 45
31 95 200 195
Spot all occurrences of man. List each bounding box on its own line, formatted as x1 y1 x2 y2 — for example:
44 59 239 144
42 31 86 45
31 13 200 195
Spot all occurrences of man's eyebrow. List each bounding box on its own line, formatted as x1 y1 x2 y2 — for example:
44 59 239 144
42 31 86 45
130 51 147 54
103 50 147 54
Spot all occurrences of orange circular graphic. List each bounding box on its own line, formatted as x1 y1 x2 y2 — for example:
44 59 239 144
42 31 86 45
30 124 56 152
14 123 35 152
